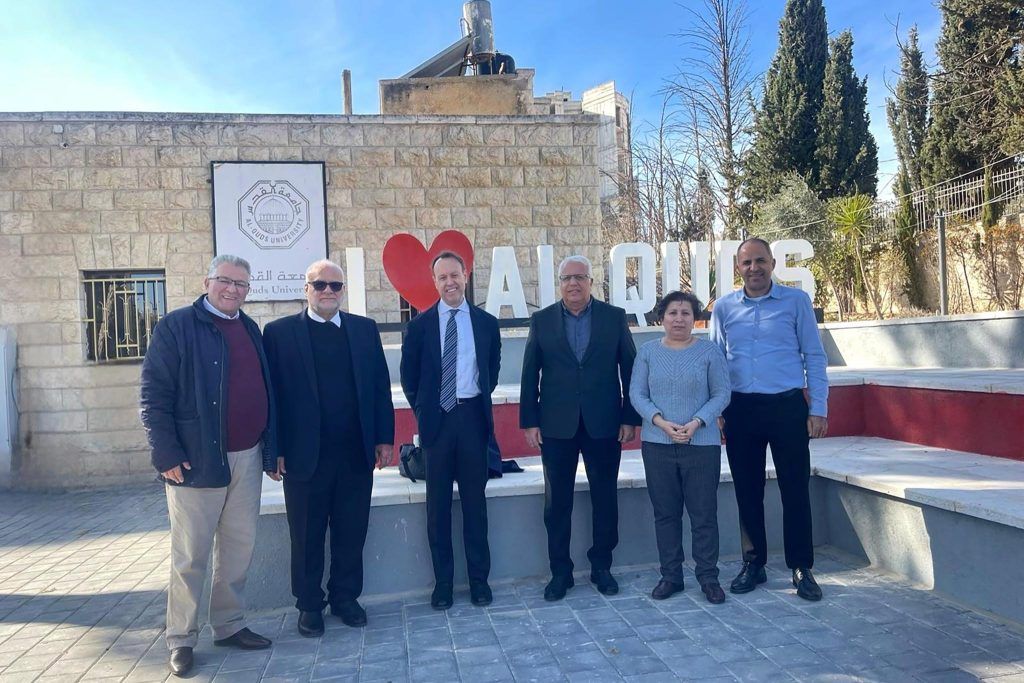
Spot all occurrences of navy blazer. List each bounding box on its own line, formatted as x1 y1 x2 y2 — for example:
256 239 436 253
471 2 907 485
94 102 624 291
399 302 501 448
262 309 395 481
519 298 641 440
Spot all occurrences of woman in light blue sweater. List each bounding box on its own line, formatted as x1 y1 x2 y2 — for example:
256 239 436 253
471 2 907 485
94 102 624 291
630 291 731 604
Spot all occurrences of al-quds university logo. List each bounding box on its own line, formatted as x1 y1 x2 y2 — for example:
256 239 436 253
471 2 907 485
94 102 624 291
238 180 311 249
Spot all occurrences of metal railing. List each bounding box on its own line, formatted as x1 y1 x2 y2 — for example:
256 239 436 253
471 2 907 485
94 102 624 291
82 272 166 363
865 158 1024 244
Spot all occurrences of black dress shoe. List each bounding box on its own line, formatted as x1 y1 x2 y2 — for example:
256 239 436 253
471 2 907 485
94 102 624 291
702 582 726 604
297 609 324 637
651 579 684 600
331 600 368 627
431 583 454 610
590 569 619 595
213 627 272 650
544 574 574 601
168 646 193 677
470 580 493 606
792 568 822 601
729 562 767 594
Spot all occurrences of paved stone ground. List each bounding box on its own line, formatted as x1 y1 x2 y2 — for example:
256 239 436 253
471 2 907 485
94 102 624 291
2 486 1024 682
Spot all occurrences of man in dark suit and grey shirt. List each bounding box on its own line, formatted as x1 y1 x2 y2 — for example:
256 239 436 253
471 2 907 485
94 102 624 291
263 259 395 637
520 254 641 601
400 251 501 610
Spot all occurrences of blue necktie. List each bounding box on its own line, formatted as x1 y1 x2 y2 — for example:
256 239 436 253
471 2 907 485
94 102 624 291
440 309 458 412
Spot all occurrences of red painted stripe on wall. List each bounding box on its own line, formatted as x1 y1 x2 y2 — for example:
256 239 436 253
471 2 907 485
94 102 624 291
391 384 1021 463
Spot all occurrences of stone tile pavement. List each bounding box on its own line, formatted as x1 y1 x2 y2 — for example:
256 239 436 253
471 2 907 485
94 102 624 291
2 485 1024 682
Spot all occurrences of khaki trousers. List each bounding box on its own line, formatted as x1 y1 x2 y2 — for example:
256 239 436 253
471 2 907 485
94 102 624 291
164 443 262 649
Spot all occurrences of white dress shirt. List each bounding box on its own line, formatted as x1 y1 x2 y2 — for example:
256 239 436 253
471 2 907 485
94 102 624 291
306 308 341 327
437 298 480 399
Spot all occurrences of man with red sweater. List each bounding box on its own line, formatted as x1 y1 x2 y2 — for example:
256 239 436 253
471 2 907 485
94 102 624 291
141 255 279 677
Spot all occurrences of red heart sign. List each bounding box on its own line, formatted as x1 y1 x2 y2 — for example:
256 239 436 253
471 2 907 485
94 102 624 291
382 230 475 311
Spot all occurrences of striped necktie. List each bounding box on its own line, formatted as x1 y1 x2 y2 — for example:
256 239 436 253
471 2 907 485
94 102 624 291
440 309 458 412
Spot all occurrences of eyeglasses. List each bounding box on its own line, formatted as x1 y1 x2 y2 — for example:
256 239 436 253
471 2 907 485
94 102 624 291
308 280 345 292
211 276 250 290
558 274 592 283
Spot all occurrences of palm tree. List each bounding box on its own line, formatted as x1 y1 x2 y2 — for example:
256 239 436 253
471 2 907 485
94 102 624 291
828 194 885 319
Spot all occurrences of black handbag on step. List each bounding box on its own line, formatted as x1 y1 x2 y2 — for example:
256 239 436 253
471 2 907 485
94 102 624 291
398 443 427 482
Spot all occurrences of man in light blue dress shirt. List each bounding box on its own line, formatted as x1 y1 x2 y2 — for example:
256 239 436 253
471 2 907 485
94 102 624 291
710 238 828 601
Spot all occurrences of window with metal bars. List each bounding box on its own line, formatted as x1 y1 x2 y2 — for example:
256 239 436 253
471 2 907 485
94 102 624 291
82 270 166 363
398 296 418 324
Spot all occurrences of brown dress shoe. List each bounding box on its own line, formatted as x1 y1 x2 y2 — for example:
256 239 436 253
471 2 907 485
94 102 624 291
651 579 684 600
702 582 726 604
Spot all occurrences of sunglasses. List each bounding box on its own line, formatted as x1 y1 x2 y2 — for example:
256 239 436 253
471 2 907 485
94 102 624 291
307 280 344 292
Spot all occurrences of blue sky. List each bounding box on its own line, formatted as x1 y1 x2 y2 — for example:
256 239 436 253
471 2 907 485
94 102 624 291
1 0 942 198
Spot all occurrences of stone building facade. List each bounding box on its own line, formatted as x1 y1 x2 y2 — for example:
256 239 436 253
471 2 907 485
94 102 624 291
0 111 604 488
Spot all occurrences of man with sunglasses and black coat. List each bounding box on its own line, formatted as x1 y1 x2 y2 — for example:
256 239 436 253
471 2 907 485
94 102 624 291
262 259 395 637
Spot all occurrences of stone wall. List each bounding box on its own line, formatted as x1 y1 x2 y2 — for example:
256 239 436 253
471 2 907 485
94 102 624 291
0 112 603 488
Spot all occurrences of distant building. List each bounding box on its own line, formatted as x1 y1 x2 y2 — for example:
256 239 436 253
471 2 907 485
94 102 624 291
532 83 631 204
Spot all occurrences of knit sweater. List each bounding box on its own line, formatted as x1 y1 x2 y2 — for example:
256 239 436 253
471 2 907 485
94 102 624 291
210 315 268 452
629 337 731 446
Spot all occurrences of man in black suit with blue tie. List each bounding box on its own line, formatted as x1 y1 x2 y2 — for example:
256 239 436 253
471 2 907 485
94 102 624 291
263 259 395 637
400 250 501 610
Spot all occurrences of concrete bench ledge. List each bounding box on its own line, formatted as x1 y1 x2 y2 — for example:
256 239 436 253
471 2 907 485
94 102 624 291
809 436 1024 530
826 367 1024 394
262 436 1024 531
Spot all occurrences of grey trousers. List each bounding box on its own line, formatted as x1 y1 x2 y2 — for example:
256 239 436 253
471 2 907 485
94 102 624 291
641 442 722 586
164 443 263 649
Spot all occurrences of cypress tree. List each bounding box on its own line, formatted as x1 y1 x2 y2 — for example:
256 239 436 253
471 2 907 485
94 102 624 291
886 26 929 192
816 31 878 199
922 0 1022 183
886 26 930 309
744 0 829 203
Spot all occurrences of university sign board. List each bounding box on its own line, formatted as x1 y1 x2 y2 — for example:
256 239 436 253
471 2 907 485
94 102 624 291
211 161 329 301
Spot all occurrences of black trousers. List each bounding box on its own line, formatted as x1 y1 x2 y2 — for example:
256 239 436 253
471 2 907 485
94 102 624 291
423 397 490 585
283 450 372 611
723 389 813 569
541 415 622 577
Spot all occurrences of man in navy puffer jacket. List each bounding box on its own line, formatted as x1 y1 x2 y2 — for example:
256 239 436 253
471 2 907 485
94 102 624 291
140 254 279 677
